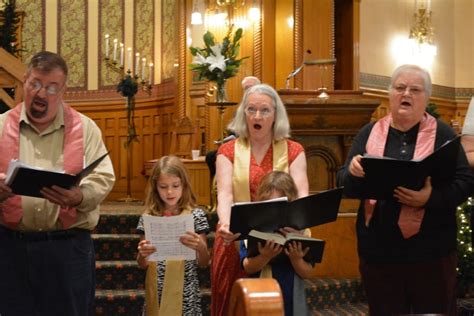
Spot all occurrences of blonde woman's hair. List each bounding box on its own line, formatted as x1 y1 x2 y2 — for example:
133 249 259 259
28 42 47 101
144 155 197 216
227 84 290 140
256 171 298 202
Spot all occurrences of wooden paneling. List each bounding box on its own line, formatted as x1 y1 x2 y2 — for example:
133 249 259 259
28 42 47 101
69 95 176 201
310 213 360 278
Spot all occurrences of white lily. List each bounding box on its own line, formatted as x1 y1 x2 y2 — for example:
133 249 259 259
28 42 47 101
192 53 207 65
206 44 226 72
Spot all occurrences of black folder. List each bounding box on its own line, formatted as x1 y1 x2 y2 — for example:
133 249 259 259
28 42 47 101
360 135 460 200
5 152 109 198
229 187 343 239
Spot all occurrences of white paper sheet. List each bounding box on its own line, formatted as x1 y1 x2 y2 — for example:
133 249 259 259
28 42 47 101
462 97 474 135
143 214 196 261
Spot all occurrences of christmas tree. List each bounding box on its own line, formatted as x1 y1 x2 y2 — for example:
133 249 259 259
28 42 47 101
457 197 473 297
0 0 21 56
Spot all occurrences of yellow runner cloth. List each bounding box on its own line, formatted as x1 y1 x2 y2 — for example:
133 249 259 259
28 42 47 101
145 209 192 316
233 138 289 202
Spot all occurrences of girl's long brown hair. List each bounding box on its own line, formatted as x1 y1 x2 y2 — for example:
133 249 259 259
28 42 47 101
143 155 197 216
256 171 298 201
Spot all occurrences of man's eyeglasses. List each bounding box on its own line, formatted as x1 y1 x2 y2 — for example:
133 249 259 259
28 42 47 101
244 107 274 118
393 85 424 95
28 80 63 96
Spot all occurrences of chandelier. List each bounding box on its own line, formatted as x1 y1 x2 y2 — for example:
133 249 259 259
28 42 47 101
409 5 434 46
216 0 246 9
391 1 437 70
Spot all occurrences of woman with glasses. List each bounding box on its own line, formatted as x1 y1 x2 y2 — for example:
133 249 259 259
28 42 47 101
211 84 309 316
337 64 474 315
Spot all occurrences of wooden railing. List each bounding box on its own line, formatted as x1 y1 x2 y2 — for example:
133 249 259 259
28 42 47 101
0 47 26 108
228 278 284 316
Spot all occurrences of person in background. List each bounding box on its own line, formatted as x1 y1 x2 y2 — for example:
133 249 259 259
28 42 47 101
137 155 210 315
211 83 309 316
241 76 261 91
461 97 474 244
240 171 312 316
461 97 474 168
337 64 473 316
0 51 115 316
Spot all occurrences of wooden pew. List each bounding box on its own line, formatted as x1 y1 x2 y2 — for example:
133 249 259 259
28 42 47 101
228 278 284 316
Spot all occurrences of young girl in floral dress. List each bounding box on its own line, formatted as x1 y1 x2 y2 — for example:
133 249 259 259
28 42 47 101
136 155 210 315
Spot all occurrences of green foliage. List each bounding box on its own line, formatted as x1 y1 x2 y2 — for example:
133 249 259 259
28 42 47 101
426 102 440 118
0 0 21 56
189 26 248 86
117 75 139 147
457 197 474 297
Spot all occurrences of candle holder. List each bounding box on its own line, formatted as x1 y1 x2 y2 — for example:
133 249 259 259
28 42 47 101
104 59 152 203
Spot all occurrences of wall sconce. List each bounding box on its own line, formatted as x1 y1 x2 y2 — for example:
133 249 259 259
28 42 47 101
191 0 203 25
391 0 436 70
408 0 437 67
248 0 260 21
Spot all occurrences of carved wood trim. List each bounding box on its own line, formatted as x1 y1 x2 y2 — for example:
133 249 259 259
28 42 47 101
252 1 263 80
177 0 186 119
294 0 303 89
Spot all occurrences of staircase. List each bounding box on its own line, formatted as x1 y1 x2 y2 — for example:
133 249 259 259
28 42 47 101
92 201 369 315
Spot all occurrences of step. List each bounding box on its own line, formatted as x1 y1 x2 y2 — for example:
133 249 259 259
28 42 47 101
94 289 144 315
95 260 210 291
96 260 144 290
93 213 141 234
94 288 212 316
304 277 366 309
310 302 368 315
93 234 141 261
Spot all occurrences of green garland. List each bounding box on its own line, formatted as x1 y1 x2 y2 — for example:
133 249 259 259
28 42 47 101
116 74 139 148
457 197 474 297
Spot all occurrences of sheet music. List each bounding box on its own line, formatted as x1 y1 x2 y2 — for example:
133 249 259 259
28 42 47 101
143 214 196 261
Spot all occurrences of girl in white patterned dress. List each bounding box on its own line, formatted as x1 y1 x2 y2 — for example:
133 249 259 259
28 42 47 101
136 155 210 315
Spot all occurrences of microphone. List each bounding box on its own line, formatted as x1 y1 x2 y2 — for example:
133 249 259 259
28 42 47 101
304 58 337 66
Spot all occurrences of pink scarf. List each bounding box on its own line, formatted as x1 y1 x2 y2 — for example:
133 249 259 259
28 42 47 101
0 103 84 229
364 113 436 239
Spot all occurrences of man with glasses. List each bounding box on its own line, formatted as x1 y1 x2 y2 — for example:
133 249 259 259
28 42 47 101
337 64 473 315
0 51 115 316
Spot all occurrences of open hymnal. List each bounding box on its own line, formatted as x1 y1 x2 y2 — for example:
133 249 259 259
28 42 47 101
229 187 343 239
246 229 325 265
360 135 460 200
5 152 109 198
142 214 196 261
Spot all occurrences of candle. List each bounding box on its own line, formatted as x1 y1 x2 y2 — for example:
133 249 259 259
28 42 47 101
105 34 110 58
119 43 124 67
148 63 154 84
427 0 431 11
127 47 132 72
141 57 146 81
113 39 118 61
135 53 140 76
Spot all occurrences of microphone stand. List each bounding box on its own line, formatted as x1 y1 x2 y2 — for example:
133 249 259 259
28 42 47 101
285 63 305 89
